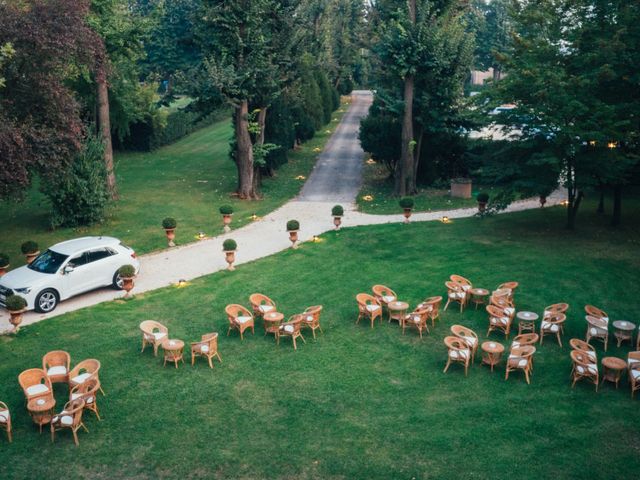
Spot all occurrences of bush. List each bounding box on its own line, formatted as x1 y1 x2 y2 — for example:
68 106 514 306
21 240 38 255
0 253 9 267
286 220 300 231
315 70 334 125
162 217 177 229
222 239 237 251
331 87 340 111
219 205 234 215
359 110 401 174
5 294 27 311
118 264 136 278
332 205 344 216
43 135 109 229
476 192 490 203
399 197 415 209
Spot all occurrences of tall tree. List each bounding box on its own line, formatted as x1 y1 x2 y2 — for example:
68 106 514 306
469 0 511 80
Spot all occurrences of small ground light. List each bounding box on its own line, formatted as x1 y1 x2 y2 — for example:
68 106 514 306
362 195 374 201
441 216 451 223
312 235 320 242
176 279 188 288
560 200 570 207
295 175 306 180
607 141 618 149
197 232 206 239
366 158 376 165
588 140 597 146
251 213 258 221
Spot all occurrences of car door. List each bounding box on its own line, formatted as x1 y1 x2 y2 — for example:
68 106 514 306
63 251 95 297
85 247 119 287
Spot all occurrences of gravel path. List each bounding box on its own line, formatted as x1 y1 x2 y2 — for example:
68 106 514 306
0 91 566 332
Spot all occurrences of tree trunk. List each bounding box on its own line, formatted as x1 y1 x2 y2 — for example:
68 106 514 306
257 107 267 146
567 190 583 230
413 129 424 183
597 183 605 214
96 66 118 200
611 185 622 226
492 65 501 82
235 100 257 199
396 74 415 196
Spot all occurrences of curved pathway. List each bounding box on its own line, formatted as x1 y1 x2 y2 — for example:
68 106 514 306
0 90 565 332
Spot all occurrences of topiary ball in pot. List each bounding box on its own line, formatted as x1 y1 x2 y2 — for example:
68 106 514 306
118 264 136 297
331 205 344 217
21 240 39 254
162 217 177 229
219 205 234 215
0 253 9 276
476 192 490 212
223 239 237 251
5 294 27 312
286 220 300 249
399 197 414 223
162 217 177 246
286 220 300 231
220 205 234 232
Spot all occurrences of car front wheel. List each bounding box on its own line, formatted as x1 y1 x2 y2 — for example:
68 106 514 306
35 289 59 313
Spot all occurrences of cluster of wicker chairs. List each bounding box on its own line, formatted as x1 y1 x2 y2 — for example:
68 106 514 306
3 352 104 445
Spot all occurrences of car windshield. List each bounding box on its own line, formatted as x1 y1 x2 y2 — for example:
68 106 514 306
27 249 68 274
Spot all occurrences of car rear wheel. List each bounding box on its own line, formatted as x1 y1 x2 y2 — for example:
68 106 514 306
112 271 124 290
35 289 59 313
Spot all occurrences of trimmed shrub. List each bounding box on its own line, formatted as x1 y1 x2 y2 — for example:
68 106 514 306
315 70 334 125
0 253 9 267
399 197 415 209
43 135 109 228
118 264 136 278
5 294 27 311
286 220 300 231
219 205 234 215
222 239 237 251
162 217 177 229
21 240 38 255
476 192 490 203
331 87 341 111
332 205 344 216
359 111 401 174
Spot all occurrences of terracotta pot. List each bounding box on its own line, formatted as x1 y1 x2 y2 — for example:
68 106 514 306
25 251 40 264
122 277 135 297
450 179 472 199
288 230 299 249
224 250 236 271
0 264 8 277
333 216 342 229
222 214 232 233
403 208 412 223
478 201 487 212
8 308 26 332
164 228 176 247
539 195 547 207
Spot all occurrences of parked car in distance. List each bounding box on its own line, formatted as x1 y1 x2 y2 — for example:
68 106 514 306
0 236 140 313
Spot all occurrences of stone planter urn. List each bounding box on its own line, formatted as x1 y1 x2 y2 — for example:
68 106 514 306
164 228 176 247
8 308 26 332
121 277 135 297
25 251 40 264
450 178 472 199
477 202 487 212
222 214 232 233
0 263 9 277
539 195 547 207
288 230 299 249
402 208 412 223
333 216 342 229
224 250 236 271
331 205 344 230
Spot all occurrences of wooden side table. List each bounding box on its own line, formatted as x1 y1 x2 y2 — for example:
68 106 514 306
613 320 635 347
601 356 627 389
27 396 56 433
263 311 284 339
481 341 505 372
162 339 185 368
517 311 539 334
469 288 489 310
388 301 409 326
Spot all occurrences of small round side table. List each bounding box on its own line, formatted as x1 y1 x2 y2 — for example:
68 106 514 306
162 339 185 368
388 301 409 326
481 341 505 372
263 311 284 339
601 356 627 389
469 288 489 310
27 396 56 433
613 320 636 347
517 311 539 334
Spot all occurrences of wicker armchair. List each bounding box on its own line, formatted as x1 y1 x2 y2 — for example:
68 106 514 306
277 315 306 350
540 313 566 347
50 398 87 446
69 359 104 396
585 304 608 321
491 294 515 322
0 401 11 443
570 338 597 361
505 345 535 384
42 350 71 384
300 305 323 339
70 378 101 420
191 333 222 368
450 325 479 362
402 305 430 338
570 349 599 392
512 333 539 349
630 363 640 399
628 351 640 371
356 293 382 328
18 368 53 403
372 285 397 319
225 304 255 340
486 305 512 338
418 296 442 327
443 336 471 376
444 281 466 312
497 282 518 301
544 303 569 318
249 293 276 318
139 320 169 356
585 315 609 351
450 274 472 302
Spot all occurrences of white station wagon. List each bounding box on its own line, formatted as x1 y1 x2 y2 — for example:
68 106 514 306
0 236 140 313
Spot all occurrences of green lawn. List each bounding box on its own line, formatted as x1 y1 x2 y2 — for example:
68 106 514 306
0 104 348 266
357 160 508 214
1 199 639 479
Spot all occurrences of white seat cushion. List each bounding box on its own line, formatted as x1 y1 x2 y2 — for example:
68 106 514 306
449 349 469 360
508 355 527 368
71 393 94 404
541 321 559 332
200 345 210 353
0 410 9 423
236 316 252 324
47 366 67 376
71 373 92 385
54 415 73 426
410 315 421 324
258 305 274 313
145 331 167 342
512 341 520 348
26 384 50 396
366 304 380 312
280 325 294 333
382 295 395 303
461 285 471 291
576 364 598 375
631 370 640 379
462 335 477 346
628 357 640 366
589 327 606 336
449 292 465 299
304 315 314 322
491 317 508 326
504 307 515 315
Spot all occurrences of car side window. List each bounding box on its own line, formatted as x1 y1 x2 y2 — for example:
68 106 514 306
67 253 88 268
86 248 113 264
